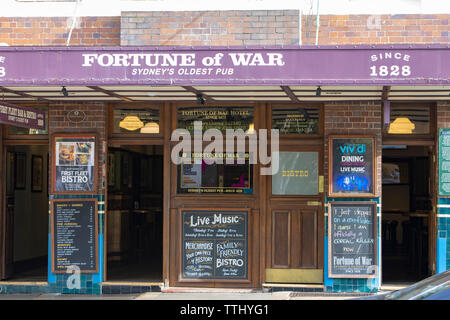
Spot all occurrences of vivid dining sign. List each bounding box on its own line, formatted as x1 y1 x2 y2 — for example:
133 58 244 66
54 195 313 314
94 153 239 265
329 136 376 197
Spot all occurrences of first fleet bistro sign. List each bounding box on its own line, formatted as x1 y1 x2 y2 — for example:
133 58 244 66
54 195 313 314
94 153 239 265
0 47 447 85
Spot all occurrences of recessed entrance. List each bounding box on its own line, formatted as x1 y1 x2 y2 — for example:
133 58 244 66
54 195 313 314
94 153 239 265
106 145 163 282
381 145 433 283
3 145 49 281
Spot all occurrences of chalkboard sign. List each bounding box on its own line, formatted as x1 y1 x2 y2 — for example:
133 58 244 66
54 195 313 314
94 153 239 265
328 201 377 278
180 209 248 280
439 128 450 196
329 136 376 197
51 199 98 273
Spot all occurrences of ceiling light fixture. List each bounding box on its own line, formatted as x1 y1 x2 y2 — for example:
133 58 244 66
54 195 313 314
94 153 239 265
315 86 322 96
196 94 206 106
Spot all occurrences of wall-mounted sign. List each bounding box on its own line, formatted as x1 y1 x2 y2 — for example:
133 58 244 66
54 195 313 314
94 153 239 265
439 128 450 196
0 47 446 86
272 152 318 195
67 110 87 123
180 209 248 281
0 101 45 130
52 134 97 194
328 201 377 278
271 107 320 134
329 136 376 197
51 198 98 273
177 106 254 133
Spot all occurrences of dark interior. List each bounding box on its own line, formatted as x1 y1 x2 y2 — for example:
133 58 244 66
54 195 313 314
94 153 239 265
106 145 163 282
382 145 431 284
4 145 49 281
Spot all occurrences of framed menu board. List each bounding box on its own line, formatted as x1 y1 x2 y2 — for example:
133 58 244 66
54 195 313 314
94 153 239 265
51 198 98 273
180 209 249 281
438 128 450 196
329 135 376 197
52 133 97 194
328 201 377 278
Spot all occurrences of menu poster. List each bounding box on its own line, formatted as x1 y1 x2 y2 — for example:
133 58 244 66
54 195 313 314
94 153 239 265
328 201 377 278
180 209 248 281
329 136 376 197
51 199 98 273
439 128 450 196
53 134 97 194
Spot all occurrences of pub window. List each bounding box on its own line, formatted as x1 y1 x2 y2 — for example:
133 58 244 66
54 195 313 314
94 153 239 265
177 152 253 194
271 106 320 135
177 106 254 133
113 107 160 134
386 104 430 135
7 106 48 135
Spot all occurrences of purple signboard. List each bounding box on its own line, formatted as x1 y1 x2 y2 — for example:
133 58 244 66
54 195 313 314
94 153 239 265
0 46 449 85
0 102 45 130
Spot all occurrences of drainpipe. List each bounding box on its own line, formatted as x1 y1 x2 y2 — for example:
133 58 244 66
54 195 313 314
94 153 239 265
315 0 320 45
66 0 81 46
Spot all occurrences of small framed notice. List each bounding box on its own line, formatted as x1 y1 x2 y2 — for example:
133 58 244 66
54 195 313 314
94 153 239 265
52 133 98 194
329 135 376 197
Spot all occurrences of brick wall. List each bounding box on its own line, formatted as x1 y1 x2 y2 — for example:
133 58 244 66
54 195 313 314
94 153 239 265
0 17 120 46
304 14 450 45
121 11 450 46
120 10 300 46
1 12 449 47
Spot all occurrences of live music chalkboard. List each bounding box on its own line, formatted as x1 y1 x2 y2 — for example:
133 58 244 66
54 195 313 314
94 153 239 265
329 136 376 197
328 202 377 278
51 199 98 273
180 209 248 280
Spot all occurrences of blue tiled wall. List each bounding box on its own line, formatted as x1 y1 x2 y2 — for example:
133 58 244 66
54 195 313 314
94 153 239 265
47 194 105 294
1 194 105 295
437 198 450 273
324 197 381 293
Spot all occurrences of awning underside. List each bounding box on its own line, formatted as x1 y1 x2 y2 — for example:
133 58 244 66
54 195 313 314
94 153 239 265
0 85 449 103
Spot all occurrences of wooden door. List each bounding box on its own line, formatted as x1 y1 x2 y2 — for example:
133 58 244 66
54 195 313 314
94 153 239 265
266 144 324 283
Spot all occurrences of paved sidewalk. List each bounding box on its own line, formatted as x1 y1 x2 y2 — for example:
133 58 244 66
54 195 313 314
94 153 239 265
0 291 370 300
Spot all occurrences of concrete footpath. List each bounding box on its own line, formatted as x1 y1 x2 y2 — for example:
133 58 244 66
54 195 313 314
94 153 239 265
0 291 375 300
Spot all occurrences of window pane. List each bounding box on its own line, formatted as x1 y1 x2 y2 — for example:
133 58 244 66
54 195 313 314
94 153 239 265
388 104 430 134
272 107 319 134
8 106 48 135
272 152 319 195
177 106 254 133
113 108 160 134
177 152 253 194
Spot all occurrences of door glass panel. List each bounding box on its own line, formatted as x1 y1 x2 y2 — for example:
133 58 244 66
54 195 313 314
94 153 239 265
272 152 319 195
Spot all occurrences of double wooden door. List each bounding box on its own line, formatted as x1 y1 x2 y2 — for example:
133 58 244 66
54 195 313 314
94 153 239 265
265 144 324 283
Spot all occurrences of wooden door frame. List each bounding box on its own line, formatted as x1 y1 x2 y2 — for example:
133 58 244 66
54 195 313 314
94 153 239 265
264 103 325 283
381 140 436 277
104 102 169 283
